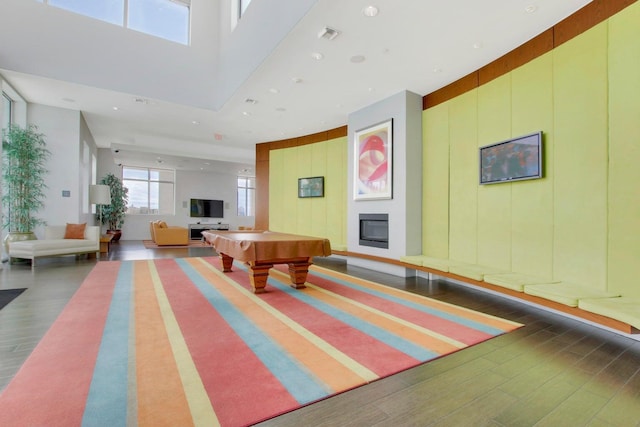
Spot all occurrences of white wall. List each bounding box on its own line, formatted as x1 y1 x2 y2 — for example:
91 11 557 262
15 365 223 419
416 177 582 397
97 149 255 240
27 104 81 238
347 90 423 276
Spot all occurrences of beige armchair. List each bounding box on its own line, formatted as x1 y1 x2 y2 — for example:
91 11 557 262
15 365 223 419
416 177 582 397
150 220 188 246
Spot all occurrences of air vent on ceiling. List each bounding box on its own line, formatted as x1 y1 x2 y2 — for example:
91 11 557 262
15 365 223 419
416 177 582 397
318 26 339 41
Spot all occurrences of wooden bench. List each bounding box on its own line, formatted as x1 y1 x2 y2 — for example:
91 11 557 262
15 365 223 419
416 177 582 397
329 250 638 334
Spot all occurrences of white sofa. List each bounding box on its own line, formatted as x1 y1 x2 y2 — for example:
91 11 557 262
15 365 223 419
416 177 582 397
9 225 100 268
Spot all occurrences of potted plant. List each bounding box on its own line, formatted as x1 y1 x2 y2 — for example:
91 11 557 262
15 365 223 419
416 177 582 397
2 124 50 251
97 173 129 241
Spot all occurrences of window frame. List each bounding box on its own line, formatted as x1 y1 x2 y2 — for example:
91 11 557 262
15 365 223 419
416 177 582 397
2 92 13 131
40 0 191 45
237 175 255 217
122 166 176 215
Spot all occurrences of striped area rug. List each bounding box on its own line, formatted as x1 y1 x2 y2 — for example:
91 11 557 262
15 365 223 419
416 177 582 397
0 257 521 426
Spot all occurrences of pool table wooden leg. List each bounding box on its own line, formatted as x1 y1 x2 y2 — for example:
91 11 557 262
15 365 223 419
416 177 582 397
287 259 312 289
247 262 273 294
219 253 234 272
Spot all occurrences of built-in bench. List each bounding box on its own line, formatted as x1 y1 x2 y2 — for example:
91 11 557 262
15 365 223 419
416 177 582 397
328 250 638 334
396 254 635 334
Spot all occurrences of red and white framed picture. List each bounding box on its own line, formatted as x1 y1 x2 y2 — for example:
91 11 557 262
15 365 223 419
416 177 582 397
353 119 393 200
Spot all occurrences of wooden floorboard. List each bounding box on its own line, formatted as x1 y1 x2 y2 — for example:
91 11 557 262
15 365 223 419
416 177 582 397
1 242 639 426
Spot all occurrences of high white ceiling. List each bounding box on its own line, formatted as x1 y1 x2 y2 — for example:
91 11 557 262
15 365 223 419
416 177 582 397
0 0 592 173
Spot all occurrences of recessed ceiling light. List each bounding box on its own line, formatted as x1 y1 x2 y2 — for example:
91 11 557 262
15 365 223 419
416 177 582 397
473 42 483 49
268 88 280 94
525 5 537 13
350 55 366 63
433 67 442 73
362 6 379 17
191 120 200 125
311 52 324 60
242 111 251 116
112 106 119 111
292 77 303 84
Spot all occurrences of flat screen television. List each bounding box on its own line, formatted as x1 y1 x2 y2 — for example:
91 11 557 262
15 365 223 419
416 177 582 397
479 131 542 185
190 198 224 218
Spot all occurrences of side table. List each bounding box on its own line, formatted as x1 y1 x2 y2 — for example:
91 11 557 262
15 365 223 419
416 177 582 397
100 234 114 254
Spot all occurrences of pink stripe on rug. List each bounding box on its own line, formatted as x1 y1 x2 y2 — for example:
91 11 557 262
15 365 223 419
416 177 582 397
303 270 496 345
155 258 300 426
0 261 121 426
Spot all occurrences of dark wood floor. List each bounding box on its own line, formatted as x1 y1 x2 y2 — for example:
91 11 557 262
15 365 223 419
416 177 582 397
1 242 639 426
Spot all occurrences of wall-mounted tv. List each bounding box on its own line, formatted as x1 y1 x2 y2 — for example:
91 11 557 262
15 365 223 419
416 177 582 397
479 131 543 185
190 198 224 218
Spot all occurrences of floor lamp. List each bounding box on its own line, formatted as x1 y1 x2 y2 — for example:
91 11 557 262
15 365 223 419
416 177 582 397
89 184 111 235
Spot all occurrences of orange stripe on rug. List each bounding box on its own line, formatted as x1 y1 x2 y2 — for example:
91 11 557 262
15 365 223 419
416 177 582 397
187 258 376 392
270 269 464 355
307 265 521 334
133 261 194 426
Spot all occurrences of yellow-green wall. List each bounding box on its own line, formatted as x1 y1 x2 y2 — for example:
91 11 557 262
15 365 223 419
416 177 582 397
423 2 640 297
267 3 640 299
269 136 348 248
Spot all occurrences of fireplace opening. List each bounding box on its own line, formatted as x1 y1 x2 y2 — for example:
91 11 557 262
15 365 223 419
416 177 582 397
359 213 389 249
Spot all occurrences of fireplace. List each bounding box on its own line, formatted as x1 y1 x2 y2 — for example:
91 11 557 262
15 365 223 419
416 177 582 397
359 214 389 249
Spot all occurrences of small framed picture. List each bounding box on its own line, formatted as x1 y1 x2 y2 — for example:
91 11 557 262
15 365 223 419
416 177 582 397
298 176 324 198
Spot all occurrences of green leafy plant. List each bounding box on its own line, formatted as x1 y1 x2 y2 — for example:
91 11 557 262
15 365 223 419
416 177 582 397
97 173 129 230
2 124 50 233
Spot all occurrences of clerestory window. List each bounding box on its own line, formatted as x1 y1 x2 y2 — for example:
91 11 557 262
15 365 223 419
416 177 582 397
38 0 191 45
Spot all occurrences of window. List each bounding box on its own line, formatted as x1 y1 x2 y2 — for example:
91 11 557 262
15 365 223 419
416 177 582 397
2 92 12 131
239 0 252 18
123 166 175 215
237 176 255 216
128 0 190 45
49 0 124 26
40 0 190 45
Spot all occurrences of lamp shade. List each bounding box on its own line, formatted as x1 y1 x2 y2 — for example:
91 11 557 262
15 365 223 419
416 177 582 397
89 184 111 205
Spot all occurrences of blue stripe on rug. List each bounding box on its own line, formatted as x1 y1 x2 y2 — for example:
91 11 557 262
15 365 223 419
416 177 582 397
82 261 133 427
309 268 507 336
234 264 438 362
175 258 331 404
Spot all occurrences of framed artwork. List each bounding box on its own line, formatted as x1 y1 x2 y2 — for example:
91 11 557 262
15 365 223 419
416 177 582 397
353 119 393 200
298 176 324 198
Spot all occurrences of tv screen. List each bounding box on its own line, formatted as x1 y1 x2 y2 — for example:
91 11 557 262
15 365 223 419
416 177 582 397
479 131 542 185
190 198 224 218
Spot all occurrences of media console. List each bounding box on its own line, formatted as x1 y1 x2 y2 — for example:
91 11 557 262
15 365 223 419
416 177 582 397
189 223 230 240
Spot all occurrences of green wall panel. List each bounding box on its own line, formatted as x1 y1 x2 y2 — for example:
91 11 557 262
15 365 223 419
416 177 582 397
477 75 512 270
269 149 285 232
296 144 313 236
310 142 328 238
510 53 555 279
268 137 347 246
325 137 347 247
422 105 450 258
448 91 478 263
608 2 640 297
552 22 609 289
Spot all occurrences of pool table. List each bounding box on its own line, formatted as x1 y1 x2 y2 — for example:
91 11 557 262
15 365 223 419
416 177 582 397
202 230 332 293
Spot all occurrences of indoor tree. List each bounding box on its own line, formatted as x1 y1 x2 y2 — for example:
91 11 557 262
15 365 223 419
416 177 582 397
2 124 50 247
97 173 129 241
